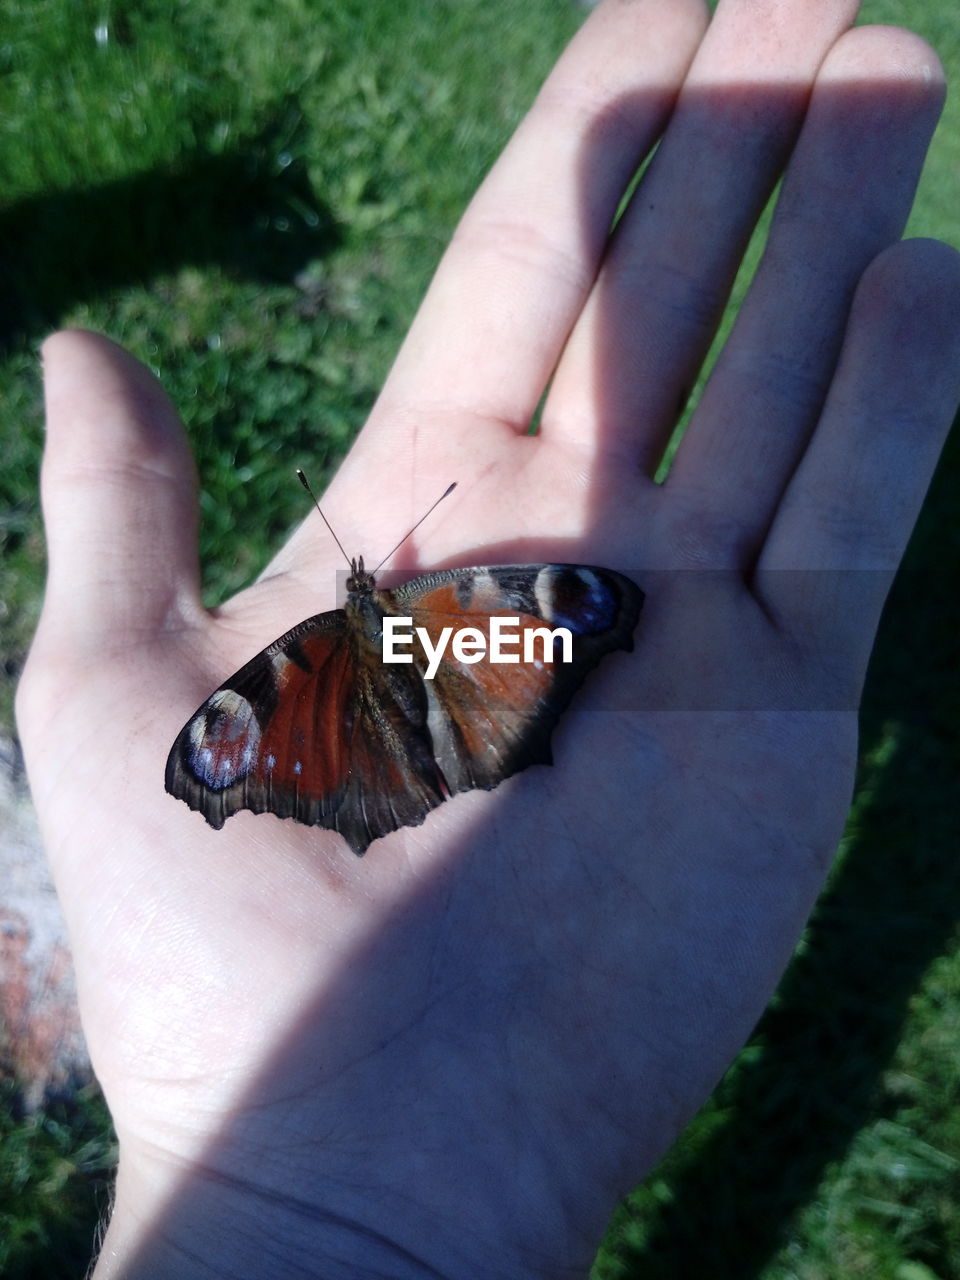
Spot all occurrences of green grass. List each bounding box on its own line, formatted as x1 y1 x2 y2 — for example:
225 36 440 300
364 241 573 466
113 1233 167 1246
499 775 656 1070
0 1081 115 1280
1 1 958 1276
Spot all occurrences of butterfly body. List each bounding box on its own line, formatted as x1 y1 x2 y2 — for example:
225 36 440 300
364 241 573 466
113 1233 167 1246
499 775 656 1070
166 561 642 854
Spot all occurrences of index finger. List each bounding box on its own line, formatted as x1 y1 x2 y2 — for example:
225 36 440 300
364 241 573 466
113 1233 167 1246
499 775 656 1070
363 0 707 450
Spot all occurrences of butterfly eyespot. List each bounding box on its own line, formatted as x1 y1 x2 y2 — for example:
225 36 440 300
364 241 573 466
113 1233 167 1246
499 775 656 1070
535 566 618 634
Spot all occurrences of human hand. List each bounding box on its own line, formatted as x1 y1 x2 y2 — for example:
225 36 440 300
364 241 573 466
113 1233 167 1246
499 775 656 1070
16 1 960 1276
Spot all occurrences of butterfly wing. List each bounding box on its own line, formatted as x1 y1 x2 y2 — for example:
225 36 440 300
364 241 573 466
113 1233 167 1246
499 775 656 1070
167 564 642 856
165 609 449 854
391 564 643 794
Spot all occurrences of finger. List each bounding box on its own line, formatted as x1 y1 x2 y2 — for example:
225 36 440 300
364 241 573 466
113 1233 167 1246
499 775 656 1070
37 330 201 652
758 239 960 676
544 0 860 472
357 0 707 457
664 27 946 562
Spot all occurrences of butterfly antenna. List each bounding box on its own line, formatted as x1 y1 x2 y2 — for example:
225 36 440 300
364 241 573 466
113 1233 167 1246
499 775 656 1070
373 482 457 573
297 469 352 568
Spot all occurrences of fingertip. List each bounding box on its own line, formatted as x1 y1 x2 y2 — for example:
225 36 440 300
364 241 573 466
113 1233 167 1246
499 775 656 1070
852 239 960 384
859 237 960 308
821 24 946 95
41 329 192 479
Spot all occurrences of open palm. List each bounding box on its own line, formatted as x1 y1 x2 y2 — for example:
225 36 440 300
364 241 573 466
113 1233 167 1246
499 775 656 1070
17 1 960 1276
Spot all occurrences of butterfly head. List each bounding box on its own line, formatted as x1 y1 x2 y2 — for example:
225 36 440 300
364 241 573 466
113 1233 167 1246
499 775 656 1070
346 556 377 597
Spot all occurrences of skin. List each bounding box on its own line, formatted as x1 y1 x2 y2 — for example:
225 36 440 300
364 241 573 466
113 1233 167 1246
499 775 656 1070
15 0 960 1276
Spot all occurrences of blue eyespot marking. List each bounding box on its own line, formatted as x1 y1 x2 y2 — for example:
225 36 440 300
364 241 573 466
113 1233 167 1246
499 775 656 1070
537 567 617 634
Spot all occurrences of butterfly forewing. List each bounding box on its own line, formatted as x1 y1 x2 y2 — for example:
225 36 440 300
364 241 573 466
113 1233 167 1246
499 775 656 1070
166 611 352 830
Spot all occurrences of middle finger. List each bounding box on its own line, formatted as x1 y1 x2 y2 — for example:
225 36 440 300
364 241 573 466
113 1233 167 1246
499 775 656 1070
544 0 861 473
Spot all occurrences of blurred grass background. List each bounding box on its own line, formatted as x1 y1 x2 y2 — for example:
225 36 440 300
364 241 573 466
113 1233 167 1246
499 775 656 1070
1 1 957 1277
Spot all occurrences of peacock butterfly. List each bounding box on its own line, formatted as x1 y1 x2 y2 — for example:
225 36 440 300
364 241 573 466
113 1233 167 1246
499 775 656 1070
165 486 642 854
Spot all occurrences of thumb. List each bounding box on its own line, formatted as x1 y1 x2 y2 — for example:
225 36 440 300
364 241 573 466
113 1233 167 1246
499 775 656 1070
35 329 201 654
16 330 204 871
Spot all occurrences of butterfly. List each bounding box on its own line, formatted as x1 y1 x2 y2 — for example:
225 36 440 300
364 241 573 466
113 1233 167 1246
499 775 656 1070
166 490 642 854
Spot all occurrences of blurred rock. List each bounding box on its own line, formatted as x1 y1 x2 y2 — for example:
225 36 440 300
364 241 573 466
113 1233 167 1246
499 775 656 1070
0 734 91 1109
